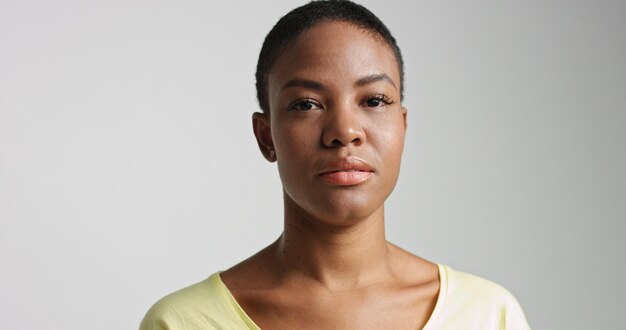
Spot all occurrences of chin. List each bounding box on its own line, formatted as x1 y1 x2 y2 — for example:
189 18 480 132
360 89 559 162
295 193 387 227
316 209 382 227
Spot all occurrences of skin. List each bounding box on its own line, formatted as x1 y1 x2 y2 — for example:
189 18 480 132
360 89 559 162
221 21 440 329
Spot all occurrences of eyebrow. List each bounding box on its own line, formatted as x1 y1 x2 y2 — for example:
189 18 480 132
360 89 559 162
280 79 325 92
355 73 397 90
280 73 397 92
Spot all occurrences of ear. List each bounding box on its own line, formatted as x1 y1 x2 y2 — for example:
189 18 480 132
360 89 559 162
401 106 408 130
252 112 276 162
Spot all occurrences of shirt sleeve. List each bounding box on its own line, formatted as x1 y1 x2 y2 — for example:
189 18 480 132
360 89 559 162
498 290 531 330
139 301 183 330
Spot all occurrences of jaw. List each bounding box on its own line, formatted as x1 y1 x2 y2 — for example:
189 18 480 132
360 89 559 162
281 186 387 230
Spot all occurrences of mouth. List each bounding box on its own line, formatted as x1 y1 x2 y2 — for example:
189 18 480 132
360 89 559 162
318 158 374 186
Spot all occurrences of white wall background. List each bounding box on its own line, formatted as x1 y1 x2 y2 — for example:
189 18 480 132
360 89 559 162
1 0 624 329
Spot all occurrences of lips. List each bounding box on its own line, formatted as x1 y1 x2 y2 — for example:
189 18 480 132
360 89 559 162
318 158 374 186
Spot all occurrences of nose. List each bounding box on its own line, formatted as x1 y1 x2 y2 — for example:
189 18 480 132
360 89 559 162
321 104 366 148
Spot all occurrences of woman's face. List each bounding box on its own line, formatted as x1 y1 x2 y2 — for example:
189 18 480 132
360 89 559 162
256 21 407 225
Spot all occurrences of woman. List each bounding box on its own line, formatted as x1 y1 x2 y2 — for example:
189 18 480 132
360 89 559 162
141 1 530 329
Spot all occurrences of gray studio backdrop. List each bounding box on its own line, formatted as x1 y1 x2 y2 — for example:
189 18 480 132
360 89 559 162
1 0 624 329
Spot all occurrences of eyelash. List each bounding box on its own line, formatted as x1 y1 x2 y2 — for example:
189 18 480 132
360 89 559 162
286 94 396 111
287 98 321 111
365 94 395 107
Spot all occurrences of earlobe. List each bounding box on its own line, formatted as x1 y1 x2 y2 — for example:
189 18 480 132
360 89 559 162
252 112 276 162
401 107 408 129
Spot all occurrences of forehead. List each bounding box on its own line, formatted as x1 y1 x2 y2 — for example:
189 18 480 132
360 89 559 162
268 21 400 92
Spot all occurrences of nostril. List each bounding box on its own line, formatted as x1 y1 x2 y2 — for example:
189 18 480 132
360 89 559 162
323 124 366 148
329 136 363 147
350 137 363 146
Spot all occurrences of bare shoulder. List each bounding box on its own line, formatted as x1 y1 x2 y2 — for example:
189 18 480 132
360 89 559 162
387 242 439 287
219 242 278 291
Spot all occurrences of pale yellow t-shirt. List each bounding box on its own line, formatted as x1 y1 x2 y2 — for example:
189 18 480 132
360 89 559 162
140 264 530 329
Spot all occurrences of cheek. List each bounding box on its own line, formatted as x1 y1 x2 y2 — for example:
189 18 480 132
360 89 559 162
368 113 406 158
374 117 406 196
273 123 317 159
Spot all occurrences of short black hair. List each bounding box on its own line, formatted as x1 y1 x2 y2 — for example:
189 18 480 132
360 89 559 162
255 0 405 113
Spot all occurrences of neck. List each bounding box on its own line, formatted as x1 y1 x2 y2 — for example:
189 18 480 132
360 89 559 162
274 196 392 289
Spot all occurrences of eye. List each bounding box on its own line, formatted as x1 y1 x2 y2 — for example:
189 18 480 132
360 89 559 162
288 98 322 111
364 94 394 108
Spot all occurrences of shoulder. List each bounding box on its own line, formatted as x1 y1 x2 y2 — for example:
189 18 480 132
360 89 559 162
139 273 251 330
445 265 519 305
426 265 531 330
